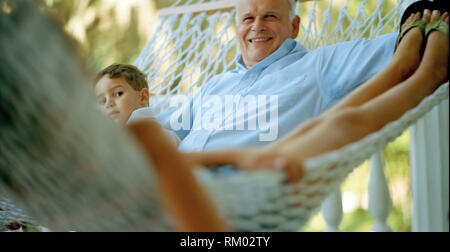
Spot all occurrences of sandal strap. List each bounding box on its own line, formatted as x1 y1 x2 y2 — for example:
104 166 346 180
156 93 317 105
425 20 450 37
396 19 427 50
403 19 427 35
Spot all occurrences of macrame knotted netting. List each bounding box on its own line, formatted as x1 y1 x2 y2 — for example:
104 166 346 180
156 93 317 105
134 0 409 110
1 0 449 231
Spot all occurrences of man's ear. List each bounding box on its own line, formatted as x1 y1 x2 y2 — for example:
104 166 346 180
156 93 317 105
291 16 301 38
140 88 150 106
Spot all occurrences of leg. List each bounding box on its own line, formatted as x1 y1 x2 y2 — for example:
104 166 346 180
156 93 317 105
184 12 448 184
273 11 449 182
127 120 230 231
270 10 429 149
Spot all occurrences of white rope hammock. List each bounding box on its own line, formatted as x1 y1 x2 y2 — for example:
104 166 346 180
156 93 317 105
1 0 448 231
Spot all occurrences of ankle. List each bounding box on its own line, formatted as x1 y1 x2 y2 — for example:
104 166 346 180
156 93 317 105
386 60 416 82
392 28 423 79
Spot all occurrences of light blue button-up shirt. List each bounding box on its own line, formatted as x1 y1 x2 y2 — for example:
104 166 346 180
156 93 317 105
156 33 397 152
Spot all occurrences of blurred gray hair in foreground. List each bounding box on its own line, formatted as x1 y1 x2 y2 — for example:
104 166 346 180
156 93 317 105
0 0 170 231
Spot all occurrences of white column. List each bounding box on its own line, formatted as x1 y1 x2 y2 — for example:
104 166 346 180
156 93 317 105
369 151 393 232
322 188 343 232
410 99 449 232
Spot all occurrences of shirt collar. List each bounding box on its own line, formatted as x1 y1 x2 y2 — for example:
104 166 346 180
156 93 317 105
235 39 308 72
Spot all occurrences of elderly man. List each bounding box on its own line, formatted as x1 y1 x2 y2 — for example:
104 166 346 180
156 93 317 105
133 0 397 152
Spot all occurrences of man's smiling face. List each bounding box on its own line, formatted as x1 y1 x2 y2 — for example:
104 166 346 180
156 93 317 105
236 0 300 69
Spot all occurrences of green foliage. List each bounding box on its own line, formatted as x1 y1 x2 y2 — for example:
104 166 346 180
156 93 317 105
37 0 156 73
23 226 44 232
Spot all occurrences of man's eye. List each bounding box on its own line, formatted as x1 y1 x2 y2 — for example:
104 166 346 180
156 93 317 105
265 15 277 20
243 17 253 22
115 91 124 97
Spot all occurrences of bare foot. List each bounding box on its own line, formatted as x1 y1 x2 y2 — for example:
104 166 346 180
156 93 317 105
417 11 449 86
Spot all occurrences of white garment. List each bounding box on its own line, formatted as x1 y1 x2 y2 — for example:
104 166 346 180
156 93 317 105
128 107 181 146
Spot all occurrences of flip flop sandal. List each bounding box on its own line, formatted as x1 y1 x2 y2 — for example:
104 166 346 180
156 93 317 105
425 19 450 37
395 18 427 51
433 0 449 14
425 18 450 81
430 0 450 37
431 0 450 81
400 0 434 26
429 0 449 37
395 0 434 53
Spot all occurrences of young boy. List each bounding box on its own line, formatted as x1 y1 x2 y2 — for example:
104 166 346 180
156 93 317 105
95 63 180 145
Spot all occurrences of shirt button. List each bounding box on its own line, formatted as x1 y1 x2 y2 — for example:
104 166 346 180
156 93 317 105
249 74 255 78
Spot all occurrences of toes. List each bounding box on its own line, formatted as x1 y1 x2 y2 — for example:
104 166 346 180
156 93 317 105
442 12 449 24
423 9 432 23
402 12 422 30
431 9 441 22
402 14 413 30
402 15 411 30
413 11 421 21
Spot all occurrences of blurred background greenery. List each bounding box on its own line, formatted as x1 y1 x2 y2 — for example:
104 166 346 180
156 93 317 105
36 0 410 232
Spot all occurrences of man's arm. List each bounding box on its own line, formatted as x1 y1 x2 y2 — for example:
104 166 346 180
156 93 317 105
316 33 398 111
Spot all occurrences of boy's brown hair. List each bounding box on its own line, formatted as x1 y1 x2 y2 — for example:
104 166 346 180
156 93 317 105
96 64 148 91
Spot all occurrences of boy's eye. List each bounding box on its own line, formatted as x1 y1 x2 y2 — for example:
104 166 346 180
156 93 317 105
115 91 124 97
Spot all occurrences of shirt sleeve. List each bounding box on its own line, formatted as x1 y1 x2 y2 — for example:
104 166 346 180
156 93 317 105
156 104 192 141
155 75 220 141
316 33 398 110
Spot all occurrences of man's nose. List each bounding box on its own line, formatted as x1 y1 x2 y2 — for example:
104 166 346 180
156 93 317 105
251 17 266 32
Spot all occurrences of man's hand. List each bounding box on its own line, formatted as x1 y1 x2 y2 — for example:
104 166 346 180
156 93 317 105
234 149 306 183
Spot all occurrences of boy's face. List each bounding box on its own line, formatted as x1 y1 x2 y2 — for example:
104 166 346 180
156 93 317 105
95 76 149 125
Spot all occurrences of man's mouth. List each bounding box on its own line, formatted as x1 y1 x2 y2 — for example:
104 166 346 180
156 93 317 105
249 37 273 43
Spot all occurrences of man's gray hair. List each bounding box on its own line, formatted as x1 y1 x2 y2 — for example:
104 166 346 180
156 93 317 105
287 0 298 21
236 0 299 22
